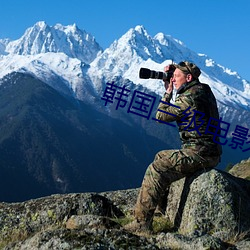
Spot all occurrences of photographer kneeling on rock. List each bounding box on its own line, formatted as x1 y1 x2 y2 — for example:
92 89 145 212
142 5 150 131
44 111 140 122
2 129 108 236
124 61 222 233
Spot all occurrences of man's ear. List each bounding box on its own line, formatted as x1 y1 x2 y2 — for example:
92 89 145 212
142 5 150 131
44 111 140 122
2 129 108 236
186 74 193 82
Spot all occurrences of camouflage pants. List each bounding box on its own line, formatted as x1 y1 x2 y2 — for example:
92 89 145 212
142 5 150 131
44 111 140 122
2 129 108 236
134 149 220 222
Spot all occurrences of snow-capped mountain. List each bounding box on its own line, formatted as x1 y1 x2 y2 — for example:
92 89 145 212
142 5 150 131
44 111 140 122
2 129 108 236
3 21 102 64
89 25 250 111
0 52 98 101
0 22 250 120
0 22 103 101
1 22 249 111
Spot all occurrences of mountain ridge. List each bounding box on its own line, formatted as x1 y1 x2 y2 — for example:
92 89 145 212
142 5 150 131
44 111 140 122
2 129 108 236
3 21 102 64
1 22 249 111
88 24 250 111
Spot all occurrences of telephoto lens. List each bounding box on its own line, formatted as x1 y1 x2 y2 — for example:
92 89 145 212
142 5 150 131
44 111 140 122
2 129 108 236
139 68 167 80
139 65 175 82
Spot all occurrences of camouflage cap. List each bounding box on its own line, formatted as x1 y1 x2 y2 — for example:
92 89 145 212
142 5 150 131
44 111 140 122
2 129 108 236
176 61 201 79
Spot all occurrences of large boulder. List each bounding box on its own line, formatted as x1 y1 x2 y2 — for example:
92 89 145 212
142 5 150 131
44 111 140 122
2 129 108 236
0 193 124 248
165 169 250 241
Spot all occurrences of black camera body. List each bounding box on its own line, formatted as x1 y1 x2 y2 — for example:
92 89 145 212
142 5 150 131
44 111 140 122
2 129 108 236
139 65 175 82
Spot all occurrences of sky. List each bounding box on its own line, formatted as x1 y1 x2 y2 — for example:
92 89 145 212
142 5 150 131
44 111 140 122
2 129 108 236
0 0 250 81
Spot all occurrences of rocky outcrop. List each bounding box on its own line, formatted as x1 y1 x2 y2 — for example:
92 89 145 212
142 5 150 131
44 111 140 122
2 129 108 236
229 158 250 180
1 169 250 249
165 169 250 240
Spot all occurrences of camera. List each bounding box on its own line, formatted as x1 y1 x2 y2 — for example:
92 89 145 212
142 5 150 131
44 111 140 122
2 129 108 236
139 64 176 82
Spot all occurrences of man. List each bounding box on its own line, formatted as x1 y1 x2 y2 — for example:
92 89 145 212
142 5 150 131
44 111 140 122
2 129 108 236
124 61 222 233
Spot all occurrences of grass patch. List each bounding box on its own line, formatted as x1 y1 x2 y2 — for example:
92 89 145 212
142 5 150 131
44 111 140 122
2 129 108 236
152 216 174 234
112 216 134 227
113 214 174 234
0 228 29 249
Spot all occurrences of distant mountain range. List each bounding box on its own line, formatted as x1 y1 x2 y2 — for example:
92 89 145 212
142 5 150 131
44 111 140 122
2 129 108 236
0 72 170 202
0 21 249 201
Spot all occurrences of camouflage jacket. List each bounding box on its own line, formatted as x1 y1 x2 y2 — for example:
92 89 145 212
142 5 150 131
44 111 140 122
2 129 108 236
156 79 222 157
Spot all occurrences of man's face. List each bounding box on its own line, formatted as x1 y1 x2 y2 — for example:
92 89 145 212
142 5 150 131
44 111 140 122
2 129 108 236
172 68 188 90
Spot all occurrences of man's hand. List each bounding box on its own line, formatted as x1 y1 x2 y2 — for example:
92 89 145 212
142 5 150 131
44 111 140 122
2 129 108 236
163 65 173 94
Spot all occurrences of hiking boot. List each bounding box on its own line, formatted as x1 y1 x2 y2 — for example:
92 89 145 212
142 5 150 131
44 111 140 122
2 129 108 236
124 219 152 234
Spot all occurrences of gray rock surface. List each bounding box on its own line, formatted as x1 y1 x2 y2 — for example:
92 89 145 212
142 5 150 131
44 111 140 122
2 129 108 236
165 169 250 241
235 240 250 250
156 232 226 250
229 157 250 180
0 168 250 249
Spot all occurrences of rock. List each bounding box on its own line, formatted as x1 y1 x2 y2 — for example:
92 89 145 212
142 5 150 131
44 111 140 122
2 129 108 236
4 228 161 250
229 158 250 180
165 169 250 241
235 240 250 250
1 168 250 249
65 214 120 230
0 193 124 248
156 232 228 250
101 188 140 215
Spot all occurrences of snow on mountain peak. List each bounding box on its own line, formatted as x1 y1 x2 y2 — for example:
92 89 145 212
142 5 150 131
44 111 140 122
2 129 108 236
5 21 102 64
0 22 249 112
89 26 197 92
88 25 250 111
89 25 167 80
34 21 48 29
134 25 148 35
154 32 185 48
